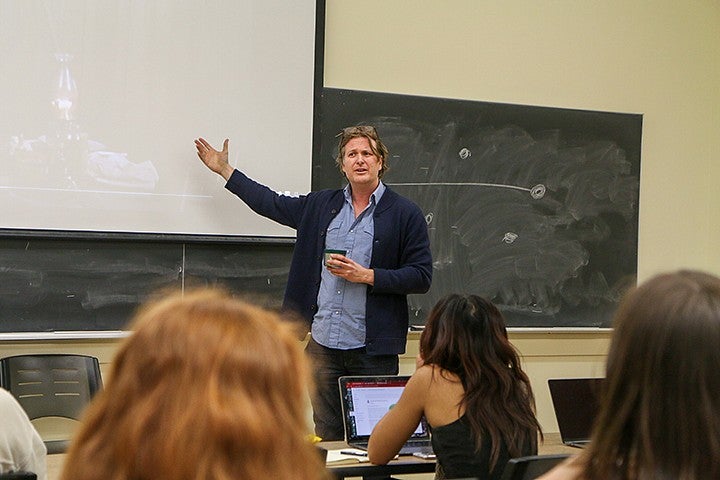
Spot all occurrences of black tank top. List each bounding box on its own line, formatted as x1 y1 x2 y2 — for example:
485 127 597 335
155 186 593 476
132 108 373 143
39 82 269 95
430 414 535 480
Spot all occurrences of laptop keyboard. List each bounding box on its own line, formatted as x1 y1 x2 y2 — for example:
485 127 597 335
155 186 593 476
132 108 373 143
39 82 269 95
406 440 431 447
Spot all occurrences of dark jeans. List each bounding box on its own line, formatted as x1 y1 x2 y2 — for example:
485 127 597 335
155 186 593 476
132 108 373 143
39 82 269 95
306 336 399 441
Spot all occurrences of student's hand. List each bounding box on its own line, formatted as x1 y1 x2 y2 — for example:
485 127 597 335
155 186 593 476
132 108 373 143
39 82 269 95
326 254 374 286
195 137 234 180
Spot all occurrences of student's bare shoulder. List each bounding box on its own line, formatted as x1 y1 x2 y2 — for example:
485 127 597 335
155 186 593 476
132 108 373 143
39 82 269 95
416 365 465 425
406 365 433 389
410 365 461 388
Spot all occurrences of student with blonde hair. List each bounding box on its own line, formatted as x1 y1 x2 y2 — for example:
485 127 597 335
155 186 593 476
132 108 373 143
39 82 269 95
60 288 329 480
540 270 720 480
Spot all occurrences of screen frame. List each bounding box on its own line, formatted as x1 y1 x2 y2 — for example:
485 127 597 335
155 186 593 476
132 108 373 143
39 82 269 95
0 0 327 243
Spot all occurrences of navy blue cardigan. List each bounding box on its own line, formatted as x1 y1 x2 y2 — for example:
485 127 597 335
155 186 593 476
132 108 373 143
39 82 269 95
225 170 432 355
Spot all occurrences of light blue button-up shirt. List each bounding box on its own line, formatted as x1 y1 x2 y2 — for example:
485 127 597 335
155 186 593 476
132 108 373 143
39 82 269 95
311 182 386 349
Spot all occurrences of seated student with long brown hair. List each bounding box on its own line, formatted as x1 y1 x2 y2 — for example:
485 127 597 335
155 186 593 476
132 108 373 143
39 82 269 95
540 270 720 480
368 293 542 480
59 288 329 480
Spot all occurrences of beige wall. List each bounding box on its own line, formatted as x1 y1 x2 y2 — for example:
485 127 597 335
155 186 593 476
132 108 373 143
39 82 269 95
323 0 718 432
324 0 720 277
2 1 717 436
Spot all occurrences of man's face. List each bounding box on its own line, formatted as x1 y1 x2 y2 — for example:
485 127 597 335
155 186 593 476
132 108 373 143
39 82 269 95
341 136 383 188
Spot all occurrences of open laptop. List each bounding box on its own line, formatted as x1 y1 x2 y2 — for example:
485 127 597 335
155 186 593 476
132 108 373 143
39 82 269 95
548 377 604 448
339 375 434 456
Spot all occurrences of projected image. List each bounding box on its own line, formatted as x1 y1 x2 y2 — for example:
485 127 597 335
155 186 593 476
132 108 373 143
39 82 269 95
0 1 316 237
8 53 158 192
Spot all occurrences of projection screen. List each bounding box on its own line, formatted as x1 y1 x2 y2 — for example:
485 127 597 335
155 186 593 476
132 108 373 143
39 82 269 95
0 0 320 238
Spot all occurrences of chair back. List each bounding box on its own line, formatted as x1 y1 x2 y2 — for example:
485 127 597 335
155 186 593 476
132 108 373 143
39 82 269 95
0 354 102 420
0 354 103 453
499 454 570 480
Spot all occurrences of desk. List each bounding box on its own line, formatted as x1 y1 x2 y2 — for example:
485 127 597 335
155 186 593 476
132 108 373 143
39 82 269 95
538 432 577 455
320 433 576 480
320 441 436 480
46 433 576 480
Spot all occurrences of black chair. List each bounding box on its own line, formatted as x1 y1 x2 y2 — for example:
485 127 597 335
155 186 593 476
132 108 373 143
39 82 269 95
0 472 37 479
499 454 570 480
0 354 103 454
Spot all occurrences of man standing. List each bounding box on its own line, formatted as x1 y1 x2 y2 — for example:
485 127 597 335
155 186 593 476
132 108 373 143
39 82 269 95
195 126 432 440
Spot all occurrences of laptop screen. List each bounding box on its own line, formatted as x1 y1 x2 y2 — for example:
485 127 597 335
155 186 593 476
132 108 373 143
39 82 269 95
548 377 604 444
339 375 428 442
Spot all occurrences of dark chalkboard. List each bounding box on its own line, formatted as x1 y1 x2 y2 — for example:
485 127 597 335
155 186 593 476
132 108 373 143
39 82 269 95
0 236 292 333
315 88 641 327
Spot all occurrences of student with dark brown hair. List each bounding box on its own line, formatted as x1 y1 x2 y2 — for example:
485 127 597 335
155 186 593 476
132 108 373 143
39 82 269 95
540 270 720 480
60 288 329 480
368 293 541 479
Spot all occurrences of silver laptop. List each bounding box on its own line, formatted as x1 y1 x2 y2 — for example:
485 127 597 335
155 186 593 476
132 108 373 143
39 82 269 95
548 377 604 448
338 375 434 456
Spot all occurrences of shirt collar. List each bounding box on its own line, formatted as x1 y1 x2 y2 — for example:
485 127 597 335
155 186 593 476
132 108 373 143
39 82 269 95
344 181 386 205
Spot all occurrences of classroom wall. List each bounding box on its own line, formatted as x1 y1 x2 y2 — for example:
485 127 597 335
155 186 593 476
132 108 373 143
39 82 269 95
1 1 718 435
323 0 719 431
324 0 720 277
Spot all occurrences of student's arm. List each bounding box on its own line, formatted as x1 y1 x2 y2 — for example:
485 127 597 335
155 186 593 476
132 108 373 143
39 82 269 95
19 432 48 480
0 389 48 480
367 367 431 465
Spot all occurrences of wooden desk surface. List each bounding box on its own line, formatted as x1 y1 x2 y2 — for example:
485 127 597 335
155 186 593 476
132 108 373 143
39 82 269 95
320 440 436 479
319 433 577 479
539 432 579 455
